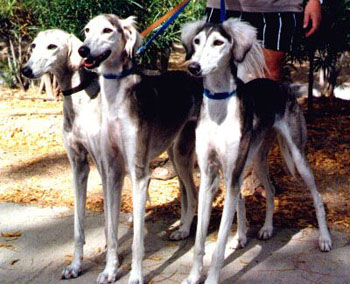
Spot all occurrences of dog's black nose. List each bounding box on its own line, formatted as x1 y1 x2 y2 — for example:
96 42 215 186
21 66 33 78
188 62 201 76
78 46 90 58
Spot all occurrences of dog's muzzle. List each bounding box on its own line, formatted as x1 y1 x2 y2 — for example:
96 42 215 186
188 62 202 77
78 46 111 69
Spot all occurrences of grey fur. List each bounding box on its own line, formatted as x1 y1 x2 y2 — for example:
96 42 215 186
181 19 332 284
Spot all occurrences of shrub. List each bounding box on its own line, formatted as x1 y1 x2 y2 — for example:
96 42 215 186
25 0 206 68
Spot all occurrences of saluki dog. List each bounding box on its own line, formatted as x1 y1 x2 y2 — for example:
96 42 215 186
181 19 332 284
79 14 203 283
21 30 102 279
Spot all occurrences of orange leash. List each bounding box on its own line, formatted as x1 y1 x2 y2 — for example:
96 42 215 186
140 0 191 37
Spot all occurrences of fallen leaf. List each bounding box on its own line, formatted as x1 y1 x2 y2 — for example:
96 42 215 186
10 259 20 265
1 231 21 238
0 243 15 250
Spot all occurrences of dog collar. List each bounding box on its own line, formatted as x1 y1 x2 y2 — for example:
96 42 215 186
61 71 98 97
102 68 134 80
203 88 237 100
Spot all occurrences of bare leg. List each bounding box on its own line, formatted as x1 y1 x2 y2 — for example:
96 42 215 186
263 48 285 81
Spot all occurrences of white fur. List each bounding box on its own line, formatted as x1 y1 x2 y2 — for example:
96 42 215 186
23 29 102 279
82 14 198 284
181 19 332 284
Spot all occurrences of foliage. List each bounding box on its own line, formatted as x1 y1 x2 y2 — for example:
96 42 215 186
22 0 206 68
287 0 350 96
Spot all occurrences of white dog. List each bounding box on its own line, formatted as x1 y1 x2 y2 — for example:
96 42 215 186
22 29 103 279
181 18 332 284
79 14 203 283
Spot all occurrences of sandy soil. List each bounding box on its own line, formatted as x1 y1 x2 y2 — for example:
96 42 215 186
1 63 350 233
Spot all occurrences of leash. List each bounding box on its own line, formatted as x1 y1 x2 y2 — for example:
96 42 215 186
220 0 226 22
137 0 192 55
61 71 98 96
140 0 192 38
203 88 237 100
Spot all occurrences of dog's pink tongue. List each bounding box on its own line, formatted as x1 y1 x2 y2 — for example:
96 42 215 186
84 60 94 67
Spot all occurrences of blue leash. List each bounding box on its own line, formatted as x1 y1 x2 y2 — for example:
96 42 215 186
137 0 192 55
220 0 226 22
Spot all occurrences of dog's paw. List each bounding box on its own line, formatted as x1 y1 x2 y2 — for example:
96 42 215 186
258 226 273 240
97 268 118 284
319 234 332 252
128 271 144 284
182 276 200 284
169 229 190 241
230 233 247 249
61 263 82 279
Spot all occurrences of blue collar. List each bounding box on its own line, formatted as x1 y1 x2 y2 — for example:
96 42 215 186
102 68 134 80
203 88 237 100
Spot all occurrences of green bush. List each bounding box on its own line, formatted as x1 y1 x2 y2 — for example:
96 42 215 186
24 0 206 68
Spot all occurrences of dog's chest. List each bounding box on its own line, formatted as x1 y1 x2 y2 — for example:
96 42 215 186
197 97 242 160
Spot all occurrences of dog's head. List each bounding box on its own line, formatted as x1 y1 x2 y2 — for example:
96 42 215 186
181 18 261 77
22 29 83 79
79 14 142 70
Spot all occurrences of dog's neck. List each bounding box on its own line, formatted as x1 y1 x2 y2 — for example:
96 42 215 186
99 54 133 76
202 63 239 124
99 58 137 107
203 65 237 96
203 60 237 94
52 64 75 91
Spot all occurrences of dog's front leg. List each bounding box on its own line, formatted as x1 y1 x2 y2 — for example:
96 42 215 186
129 164 151 284
97 152 125 284
62 148 89 279
205 177 242 284
182 158 220 284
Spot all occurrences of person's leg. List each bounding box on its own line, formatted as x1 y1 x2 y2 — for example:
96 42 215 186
263 48 286 81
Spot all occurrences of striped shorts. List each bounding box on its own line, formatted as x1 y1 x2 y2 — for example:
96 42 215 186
206 8 304 52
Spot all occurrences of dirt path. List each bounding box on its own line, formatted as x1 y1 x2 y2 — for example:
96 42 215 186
1 81 350 232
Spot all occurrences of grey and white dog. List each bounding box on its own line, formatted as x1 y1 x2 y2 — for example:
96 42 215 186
181 19 332 284
21 30 102 279
79 14 203 284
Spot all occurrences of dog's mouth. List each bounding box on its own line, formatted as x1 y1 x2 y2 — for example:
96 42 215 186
83 50 111 69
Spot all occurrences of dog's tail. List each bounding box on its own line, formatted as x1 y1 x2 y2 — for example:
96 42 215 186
277 134 297 179
238 40 267 82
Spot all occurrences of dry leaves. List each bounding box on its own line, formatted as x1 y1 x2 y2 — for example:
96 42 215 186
1 88 350 232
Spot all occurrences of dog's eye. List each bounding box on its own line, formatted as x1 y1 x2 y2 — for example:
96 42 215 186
47 44 57 50
194 38 200 45
213 40 224 46
103 28 113 34
31 43 36 49
85 28 90 33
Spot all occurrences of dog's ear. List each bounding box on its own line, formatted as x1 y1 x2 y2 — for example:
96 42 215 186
222 18 258 63
67 34 83 71
119 16 143 59
181 20 206 60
